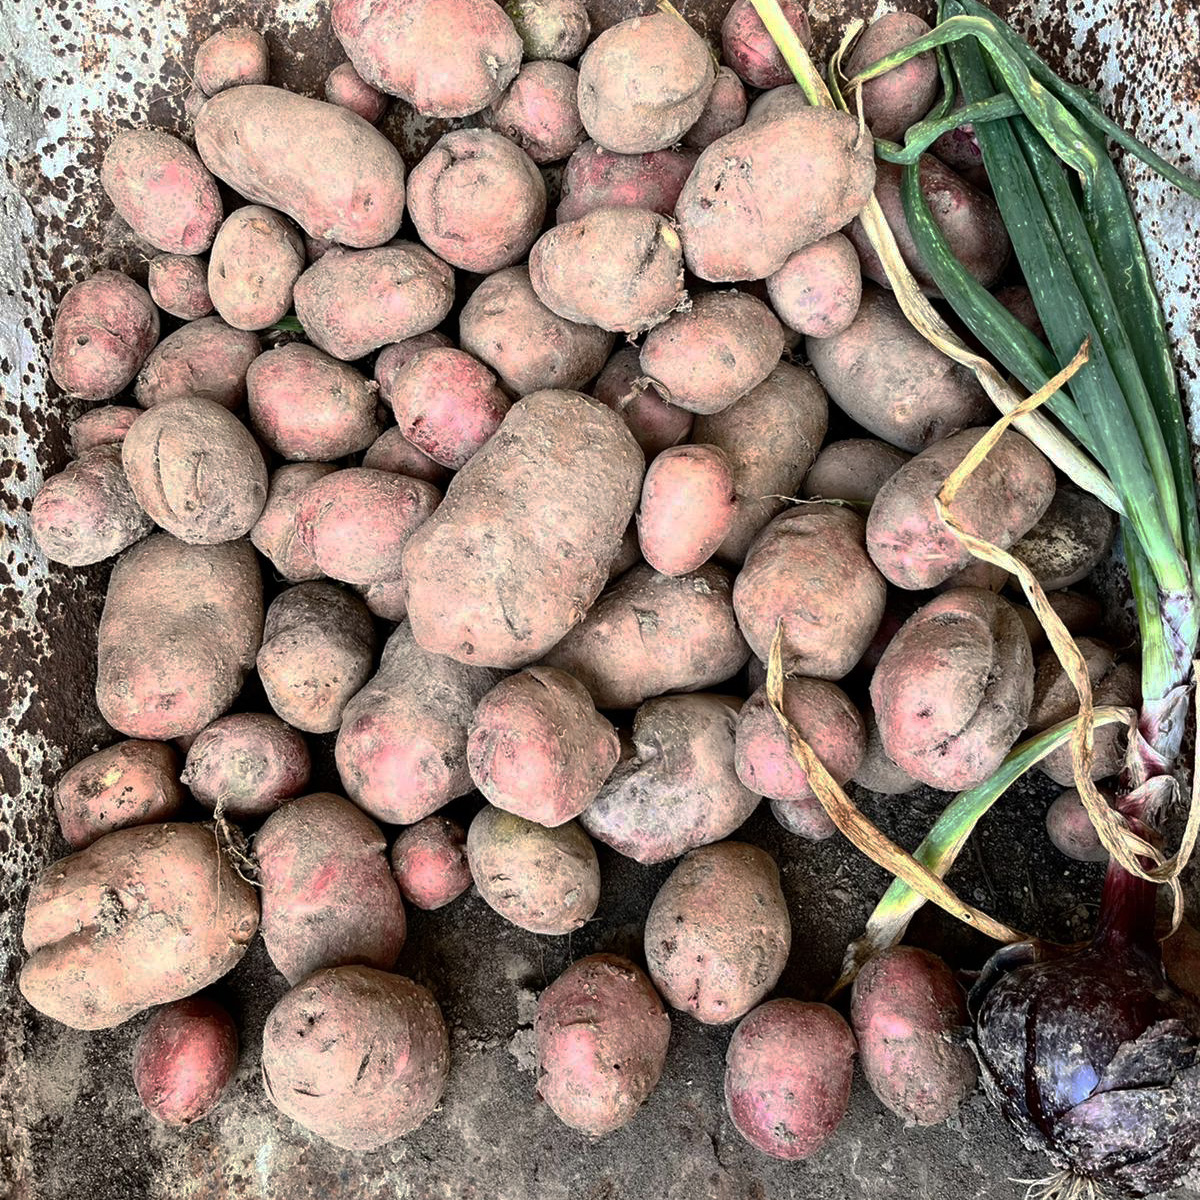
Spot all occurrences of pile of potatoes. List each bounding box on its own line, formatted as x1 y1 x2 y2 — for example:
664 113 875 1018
25 0 1131 1158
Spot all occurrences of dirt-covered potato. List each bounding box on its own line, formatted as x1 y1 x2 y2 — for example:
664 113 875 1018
467 806 601 934
390 816 472 910
676 110 876 283
637 444 736 576
544 562 749 709
871 588 1034 791
50 271 160 401
1045 787 1109 862
721 0 811 89
844 12 939 142
375 331 454 378
468 667 620 827
684 65 748 150
325 62 388 122
55 740 183 850
488 61 586 165
644 842 790 1025
181 713 310 820
1010 483 1118 591
725 999 856 1159
194 27 269 94
250 463 335 582
20 823 259 1030
261 966 449 1150
403 390 642 667
196 85 406 247
592 346 694 458
69 405 140 455
208 205 305 330
332 0 523 118
96 535 262 741
101 129 223 254
135 316 261 410
853 706 919 796
694 362 829 564
31 445 153 567
556 142 696 224
767 233 863 338
866 427 1056 590
507 0 590 60
801 438 908 503
148 253 213 319
851 946 977 1125
361 428 451 484
536 954 670 1135
581 694 758 863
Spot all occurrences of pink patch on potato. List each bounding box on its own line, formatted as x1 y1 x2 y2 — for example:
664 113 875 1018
325 62 388 123
390 816 472 910
488 61 586 165
637 444 736 577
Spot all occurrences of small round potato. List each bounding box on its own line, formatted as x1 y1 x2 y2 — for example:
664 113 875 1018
536 954 670 1135
325 62 388 123
506 0 590 61
725 1000 856 1159
721 0 812 89
135 316 261 410
467 806 601 935
801 438 908 504
684 66 748 150
390 816 472 910
250 463 337 582
1010 483 1118 591
208 205 306 331
69 405 140 455
637 444 736 576
644 842 790 1025
148 253 213 319
361 427 452 484
591 346 694 459
767 234 863 338
844 13 939 142
1046 788 1109 863
557 141 696 224
194 27 269 94
488 62 586 165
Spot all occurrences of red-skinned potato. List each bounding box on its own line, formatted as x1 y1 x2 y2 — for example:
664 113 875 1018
50 271 159 401
69 405 140 455
134 316 261 410
507 0 591 61
851 946 977 1125
721 0 811 89
843 13 939 142
148 253 213 319
374 331 454 380
644 842 790 1025
261 966 449 1150
336 622 504 824
637 444 736 576
853 706 919 796
194 27 269 94
55 740 183 850
134 998 239 1126
361 427 452 484
802 437 909 503
488 61 586 165
581 693 759 864
536 954 670 1135
544 562 750 709
96 535 263 741
725 999 856 1159
390 816 472 910
1010 483 1118 591
767 233 863 338
20 823 259 1030
208 205 305 330
325 62 388 122
467 805 601 934
1046 787 1109 862
556 142 696 224
257 793 406 985
684 66 748 150
359 576 408 621
101 129 223 254
468 667 620 827
591 346 693 458
250 463 336 582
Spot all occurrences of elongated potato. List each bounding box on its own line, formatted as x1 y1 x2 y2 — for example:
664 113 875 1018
637 444 736 576
843 13 939 142
721 0 811 89
135 317 261 410
196 85 407 247
1010 483 1118 591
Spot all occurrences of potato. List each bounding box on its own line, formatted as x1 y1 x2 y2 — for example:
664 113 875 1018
536 954 670 1135
1162 922 1200 1001
403 390 642 667
295 467 440 585
336 622 503 823
101 129 223 254
122 398 268 544
459 265 615 395
293 242 455 361
644 842 789 1025
184 86 209 122
684 66 748 150
135 316 261 410
507 0 591 60
96 535 262 741
721 0 811 89
250 463 336 582
54 740 183 850
801 437 908 504
744 83 806 127
556 141 696 224
850 945 977 1125
734 505 887 679
853 707 919 796
871 588 1034 791
592 346 694 458
1045 787 1109 863
196 86 406 248
31 445 153 566
133 998 239 1126
359 576 408 621
767 233 863 339
640 291 784 416
530 208 685 334
544 562 749 708
693 361 829 564
385 348 511 469
469 667 620 827
488 62 586 165
374 331 454 379
1010 483 1118 591
69 405 140 455
194 27 269 94
725 999 855 1159
578 13 715 154
207 205 305 331
257 582 377 734
675 110 876 283
50 271 159 400
843 13 939 142
390 816 472 910
866 427 1056 590
361 428 452 484
467 806 601 934
607 520 642 581
148 253 213 319
581 694 758 863
325 62 388 123
994 283 1044 337
257 793 406 984
806 286 991 453
19 823 259 1030
261 966 449 1150
637 444 736 576
181 713 310 820
247 343 381 461
332 0 522 118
